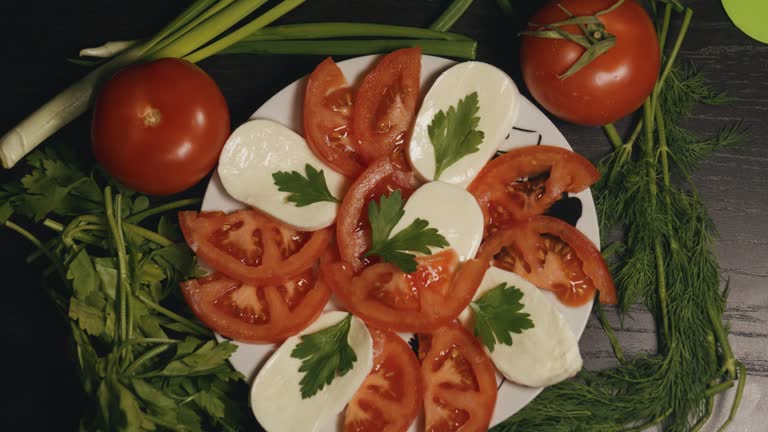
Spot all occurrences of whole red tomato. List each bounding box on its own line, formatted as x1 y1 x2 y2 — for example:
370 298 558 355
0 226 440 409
521 0 660 126
92 58 230 195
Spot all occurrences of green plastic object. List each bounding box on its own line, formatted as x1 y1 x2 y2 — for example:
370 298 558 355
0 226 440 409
722 0 768 44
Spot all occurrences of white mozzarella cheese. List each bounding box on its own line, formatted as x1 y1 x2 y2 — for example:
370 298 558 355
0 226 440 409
389 181 484 261
218 119 346 231
408 61 521 187
458 267 583 387
250 311 373 432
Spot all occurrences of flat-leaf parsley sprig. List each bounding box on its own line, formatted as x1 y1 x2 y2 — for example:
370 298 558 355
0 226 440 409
273 163 339 207
471 283 534 352
429 91 485 179
291 313 358 399
364 190 449 273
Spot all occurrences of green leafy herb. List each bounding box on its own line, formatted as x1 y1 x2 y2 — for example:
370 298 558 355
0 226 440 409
471 283 534 352
291 313 357 399
429 91 484 179
0 146 255 431
364 191 449 272
272 163 339 207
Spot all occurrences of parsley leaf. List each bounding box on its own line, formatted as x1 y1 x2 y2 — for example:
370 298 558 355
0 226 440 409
364 191 449 273
291 313 357 399
272 163 340 207
429 91 485 180
470 283 534 352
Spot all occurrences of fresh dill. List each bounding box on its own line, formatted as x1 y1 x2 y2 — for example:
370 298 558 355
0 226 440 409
495 4 747 432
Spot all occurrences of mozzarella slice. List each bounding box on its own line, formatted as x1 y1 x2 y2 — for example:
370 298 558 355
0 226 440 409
250 311 373 432
218 119 346 231
408 61 521 187
458 267 582 387
389 181 483 261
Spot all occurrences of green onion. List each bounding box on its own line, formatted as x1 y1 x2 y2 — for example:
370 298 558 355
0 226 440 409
220 39 477 59
243 22 471 41
430 0 474 31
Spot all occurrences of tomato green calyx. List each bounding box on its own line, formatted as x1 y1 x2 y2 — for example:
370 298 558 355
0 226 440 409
522 0 624 80
142 107 162 127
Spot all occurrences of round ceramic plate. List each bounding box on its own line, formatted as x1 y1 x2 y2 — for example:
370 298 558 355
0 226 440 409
201 54 599 430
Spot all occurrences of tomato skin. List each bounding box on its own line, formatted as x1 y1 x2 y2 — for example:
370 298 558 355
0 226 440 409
477 215 617 305
336 157 420 272
344 329 422 432
178 209 331 285
521 0 660 126
468 145 599 236
180 272 330 343
419 323 497 432
92 58 230 195
352 48 421 162
304 57 365 178
321 249 486 333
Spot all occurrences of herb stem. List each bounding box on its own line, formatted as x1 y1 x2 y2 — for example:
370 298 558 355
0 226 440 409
595 302 625 363
124 223 175 247
3 220 67 281
105 189 129 346
691 395 714 432
620 408 672 432
430 0 474 32
717 362 747 432
657 3 672 53
705 380 734 397
707 304 737 378
126 198 201 224
603 123 624 150
123 344 175 375
136 292 210 337
625 119 644 150
657 8 694 94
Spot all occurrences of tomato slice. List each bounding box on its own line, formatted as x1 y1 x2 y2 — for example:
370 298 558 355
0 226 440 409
336 157 420 272
344 329 422 432
352 48 421 163
322 249 486 332
468 145 599 236
180 271 331 343
419 323 497 432
179 210 331 284
304 57 365 178
477 215 617 305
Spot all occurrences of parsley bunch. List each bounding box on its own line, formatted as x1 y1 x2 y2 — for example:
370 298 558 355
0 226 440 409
0 145 254 431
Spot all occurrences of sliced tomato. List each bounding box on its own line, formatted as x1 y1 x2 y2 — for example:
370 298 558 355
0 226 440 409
419 323 497 432
468 145 599 237
180 270 331 343
336 157 420 272
344 329 422 432
304 57 365 178
477 215 617 305
179 209 331 284
322 249 485 332
352 48 421 163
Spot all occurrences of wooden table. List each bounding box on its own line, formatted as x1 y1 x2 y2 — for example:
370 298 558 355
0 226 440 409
1 0 765 430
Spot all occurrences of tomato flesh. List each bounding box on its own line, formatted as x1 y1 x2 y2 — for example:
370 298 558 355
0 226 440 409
344 329 422 432
180 271 331 343
336 157 420 272
419 323 497 432
92 58 230 195
179 210 331 284
521 0 660 126
352 48 421 162
468 145 599 237
477 215 617 305
322 249 485 332
304 57 365 177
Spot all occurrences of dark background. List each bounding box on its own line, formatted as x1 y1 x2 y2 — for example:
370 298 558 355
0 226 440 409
1 0 765 430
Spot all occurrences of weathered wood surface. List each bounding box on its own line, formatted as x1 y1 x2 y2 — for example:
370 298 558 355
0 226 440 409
0 0 765 430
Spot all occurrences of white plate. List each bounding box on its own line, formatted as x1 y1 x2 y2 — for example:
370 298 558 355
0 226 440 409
201 54 599 431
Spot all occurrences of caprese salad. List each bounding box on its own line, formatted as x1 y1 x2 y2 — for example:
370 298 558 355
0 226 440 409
177 48 618 432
